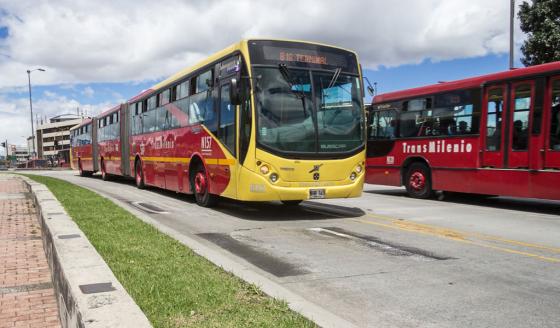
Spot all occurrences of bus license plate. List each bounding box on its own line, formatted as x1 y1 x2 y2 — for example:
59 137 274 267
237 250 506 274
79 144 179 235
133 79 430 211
309 189 325 199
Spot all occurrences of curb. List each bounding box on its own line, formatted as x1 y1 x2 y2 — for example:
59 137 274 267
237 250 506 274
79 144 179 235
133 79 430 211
17 175 152 328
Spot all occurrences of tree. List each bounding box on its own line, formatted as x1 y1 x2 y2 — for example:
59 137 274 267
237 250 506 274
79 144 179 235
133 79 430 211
518 0 560 66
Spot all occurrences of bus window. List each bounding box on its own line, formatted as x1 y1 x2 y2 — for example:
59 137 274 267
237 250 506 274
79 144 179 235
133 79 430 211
550 80 560 150
176 80 189 100
143 109 158 133
512 84 531 150
159 89 170 106
196 70 212 93
147 95 157 111
400 98 431 137
486 88 503 151
369 110 396 139
218 84 235 154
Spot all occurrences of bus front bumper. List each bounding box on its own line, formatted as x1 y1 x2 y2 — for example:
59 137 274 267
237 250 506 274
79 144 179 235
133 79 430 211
235 167 364 202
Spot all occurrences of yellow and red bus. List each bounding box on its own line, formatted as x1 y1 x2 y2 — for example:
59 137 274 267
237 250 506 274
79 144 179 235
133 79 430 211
72 39 366 206
69 118 97 176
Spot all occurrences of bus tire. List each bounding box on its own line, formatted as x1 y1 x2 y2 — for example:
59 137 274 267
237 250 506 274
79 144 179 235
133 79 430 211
405 162 433 199
281 200 302 206
192 165 218 207
78 160 91 177
135 160 145 189
101 160 110 181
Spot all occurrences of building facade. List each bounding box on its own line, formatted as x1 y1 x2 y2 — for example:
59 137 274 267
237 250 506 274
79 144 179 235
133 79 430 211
7 145 30 163
36 114 86 162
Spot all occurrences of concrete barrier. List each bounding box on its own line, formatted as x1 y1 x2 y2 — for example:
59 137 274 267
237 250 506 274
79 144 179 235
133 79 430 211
20 176 152 328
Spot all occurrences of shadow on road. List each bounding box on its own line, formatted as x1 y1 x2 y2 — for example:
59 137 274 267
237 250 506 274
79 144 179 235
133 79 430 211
365 188 560 216
85 173 365 221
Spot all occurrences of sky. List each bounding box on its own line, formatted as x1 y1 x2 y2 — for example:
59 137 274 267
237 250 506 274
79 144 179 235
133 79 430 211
0 0 526 147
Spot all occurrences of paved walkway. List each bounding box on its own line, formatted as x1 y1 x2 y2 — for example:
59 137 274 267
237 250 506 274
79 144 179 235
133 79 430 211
0 176 60 328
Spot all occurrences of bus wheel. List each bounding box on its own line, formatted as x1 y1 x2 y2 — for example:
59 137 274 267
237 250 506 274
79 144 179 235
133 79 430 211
78 161 91 177
405 162 433 199
79 161 84 176
101 160 110 181
193 166 218 207
135 160 145 189
281 200 302 206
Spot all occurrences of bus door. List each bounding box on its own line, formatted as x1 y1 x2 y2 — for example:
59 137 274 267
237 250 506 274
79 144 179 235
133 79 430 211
507 81 534 169
216 79 237 198
121 104 130 176
544 77 560 169
481 85 507 168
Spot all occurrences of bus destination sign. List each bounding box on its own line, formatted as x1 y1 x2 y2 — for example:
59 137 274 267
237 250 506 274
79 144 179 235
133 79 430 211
249 40 358 74
279 51 327 65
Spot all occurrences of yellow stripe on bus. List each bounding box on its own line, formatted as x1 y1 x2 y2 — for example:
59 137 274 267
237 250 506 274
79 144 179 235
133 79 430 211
133 156 236 166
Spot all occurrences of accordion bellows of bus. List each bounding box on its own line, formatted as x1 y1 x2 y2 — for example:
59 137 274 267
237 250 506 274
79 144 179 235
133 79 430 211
366 61 560 201
70 39 367 207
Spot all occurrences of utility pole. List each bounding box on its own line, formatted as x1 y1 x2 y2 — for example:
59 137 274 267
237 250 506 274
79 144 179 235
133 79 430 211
26 68 46 158
509 0 515 69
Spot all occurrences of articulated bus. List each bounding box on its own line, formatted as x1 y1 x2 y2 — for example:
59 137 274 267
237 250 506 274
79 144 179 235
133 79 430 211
366 61 560 200
70 118 97 176
70 39 366 206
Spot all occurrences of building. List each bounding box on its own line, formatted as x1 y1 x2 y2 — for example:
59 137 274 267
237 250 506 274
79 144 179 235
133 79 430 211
27 136 36 158
36 114 87 162
7 145 30 163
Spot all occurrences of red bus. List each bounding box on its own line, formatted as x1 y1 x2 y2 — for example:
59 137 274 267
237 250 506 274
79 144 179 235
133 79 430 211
366 61 560 200
72 39 366 207
97 105 125 181
69 119 97 176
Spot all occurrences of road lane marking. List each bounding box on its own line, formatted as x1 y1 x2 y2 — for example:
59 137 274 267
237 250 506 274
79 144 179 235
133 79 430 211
354 216 560 263
365 212 560 254
308 227 453 261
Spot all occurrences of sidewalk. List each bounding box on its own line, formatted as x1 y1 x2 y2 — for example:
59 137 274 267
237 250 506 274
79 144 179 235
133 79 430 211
0 175 60 328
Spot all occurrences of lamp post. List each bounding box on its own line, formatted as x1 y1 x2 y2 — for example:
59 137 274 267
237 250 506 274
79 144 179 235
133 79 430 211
509 0 515 70
27 68 45 159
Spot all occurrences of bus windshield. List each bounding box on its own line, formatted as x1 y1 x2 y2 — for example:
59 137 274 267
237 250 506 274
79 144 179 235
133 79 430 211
254 66 363 154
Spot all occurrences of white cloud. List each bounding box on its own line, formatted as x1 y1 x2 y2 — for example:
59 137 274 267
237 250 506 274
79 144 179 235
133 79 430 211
0 0 527 145
0 0 524 89
82 86 94 97
0 92 111 145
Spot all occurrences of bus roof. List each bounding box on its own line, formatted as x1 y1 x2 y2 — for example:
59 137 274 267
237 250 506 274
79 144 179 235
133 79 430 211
97 104 121 118
70 117 92 131
128 38 358 103
373 61 560 104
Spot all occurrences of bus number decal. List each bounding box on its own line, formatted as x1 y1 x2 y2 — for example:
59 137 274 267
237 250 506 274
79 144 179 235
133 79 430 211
201 136 212 152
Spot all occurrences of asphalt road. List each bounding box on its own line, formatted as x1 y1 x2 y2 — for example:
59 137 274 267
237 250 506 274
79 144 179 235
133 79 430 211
30 170 560 328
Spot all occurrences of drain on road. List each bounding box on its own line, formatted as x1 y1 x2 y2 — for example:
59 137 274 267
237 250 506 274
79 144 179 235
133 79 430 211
131 201 169 214
198 233 308 277
309 227 455 261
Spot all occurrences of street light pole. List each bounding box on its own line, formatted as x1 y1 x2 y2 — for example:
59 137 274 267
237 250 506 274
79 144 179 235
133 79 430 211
509 0 515 70
26 68 45 159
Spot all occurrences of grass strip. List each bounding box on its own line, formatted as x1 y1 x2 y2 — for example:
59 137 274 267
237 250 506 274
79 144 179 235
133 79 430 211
24 174 315 328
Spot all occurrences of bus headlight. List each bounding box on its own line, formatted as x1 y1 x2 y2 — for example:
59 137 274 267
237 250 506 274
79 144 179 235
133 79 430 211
350 172 357 181
355 165 363 174
260 165 270 175
270 173 279 183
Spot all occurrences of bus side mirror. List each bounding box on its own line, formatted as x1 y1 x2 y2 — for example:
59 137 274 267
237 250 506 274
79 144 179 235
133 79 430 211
367 85 374 96
230 78 241 105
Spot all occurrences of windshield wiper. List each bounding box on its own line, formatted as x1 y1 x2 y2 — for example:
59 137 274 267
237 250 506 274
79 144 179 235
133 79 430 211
327 67 342 89
278 64 308 118
278 64 305 99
